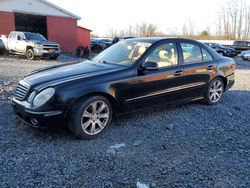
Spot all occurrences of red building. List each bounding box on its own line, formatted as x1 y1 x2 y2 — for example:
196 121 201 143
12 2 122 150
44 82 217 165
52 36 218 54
0 0 91 53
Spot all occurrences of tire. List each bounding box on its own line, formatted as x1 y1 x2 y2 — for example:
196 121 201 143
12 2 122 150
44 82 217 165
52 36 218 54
204 77 224 105
218 51 225 56
50 56 58 60
26 49 35 60
68 95 113 139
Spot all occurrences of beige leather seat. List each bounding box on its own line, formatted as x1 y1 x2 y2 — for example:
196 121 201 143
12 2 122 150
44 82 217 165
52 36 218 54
130 46 146 61
138 46 146 55
157 50 173 67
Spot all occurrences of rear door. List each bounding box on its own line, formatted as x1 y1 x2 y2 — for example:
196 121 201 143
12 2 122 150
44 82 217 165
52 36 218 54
178 41 217 99
7 32 17 51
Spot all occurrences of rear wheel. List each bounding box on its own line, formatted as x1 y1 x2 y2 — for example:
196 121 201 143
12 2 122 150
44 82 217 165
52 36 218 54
68 96 113 139
26 49 35 60
204 78 224 105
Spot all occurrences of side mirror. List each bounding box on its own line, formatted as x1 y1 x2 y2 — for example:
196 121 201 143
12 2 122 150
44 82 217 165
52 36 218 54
17 36 25 41
142 61 158 70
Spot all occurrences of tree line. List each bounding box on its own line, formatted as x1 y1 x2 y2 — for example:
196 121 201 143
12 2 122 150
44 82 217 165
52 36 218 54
91 0 250 40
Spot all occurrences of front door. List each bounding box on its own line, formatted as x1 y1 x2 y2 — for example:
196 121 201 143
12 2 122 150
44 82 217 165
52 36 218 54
15 33 27 53
127 41 186 110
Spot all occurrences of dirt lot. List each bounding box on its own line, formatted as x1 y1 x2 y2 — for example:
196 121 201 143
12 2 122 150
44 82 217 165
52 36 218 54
0 55 249 188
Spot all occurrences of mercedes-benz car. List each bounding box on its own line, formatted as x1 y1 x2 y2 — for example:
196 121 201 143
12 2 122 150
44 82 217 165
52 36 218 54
12 38 236 139
204 42 237 57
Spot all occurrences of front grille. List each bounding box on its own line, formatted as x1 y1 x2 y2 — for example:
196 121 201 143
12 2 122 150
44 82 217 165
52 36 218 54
43 45 59 51
15 80 30 101
43 45 58 48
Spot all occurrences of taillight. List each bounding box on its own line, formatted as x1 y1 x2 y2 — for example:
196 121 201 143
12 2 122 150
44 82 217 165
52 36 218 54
230 63 236 71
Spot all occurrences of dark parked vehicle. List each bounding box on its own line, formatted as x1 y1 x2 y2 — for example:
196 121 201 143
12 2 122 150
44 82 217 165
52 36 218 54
204 42 237 57
90 38 112 53
231 40 250 53
112 36 136 44
12 38 236 139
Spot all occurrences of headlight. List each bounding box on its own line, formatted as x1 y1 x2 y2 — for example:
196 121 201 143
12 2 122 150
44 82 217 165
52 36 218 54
27 91 36 103
33 88 55 108
34 44 43 49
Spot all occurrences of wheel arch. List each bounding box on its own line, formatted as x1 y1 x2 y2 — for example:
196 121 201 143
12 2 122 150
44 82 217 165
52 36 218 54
65 91 118 120
213 75 227 91
26 46 33 51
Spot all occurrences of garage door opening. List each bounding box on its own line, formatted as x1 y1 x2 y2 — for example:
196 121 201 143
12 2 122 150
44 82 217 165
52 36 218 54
15 13 47 38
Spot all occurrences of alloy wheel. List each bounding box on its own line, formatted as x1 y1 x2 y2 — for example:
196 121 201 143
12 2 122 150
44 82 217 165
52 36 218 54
209 80 223 103
26 49 34 60
81 101 110 135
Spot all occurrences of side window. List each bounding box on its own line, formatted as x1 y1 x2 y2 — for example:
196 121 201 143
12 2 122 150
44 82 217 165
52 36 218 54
145 42 178 68
201 48 213 61
10 33 17 40
19 33 25 40
181 43 202 64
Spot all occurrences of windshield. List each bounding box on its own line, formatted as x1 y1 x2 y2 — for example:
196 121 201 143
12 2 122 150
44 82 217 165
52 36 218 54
25 33 47 41
93 40 152 66
100 39 112 43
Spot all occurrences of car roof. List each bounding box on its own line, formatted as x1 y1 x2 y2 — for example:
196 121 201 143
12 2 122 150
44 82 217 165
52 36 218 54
125 37 202 44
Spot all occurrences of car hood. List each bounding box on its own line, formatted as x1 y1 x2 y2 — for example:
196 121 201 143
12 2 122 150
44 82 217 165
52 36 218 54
23 60 124 88
31 40 59 46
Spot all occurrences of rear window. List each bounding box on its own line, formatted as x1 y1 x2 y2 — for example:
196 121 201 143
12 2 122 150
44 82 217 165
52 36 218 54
181 43 202 64
181 43 213 64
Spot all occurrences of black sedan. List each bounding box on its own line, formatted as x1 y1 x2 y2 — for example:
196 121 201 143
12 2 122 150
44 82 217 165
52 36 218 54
12 38 236 139
204 42 237 57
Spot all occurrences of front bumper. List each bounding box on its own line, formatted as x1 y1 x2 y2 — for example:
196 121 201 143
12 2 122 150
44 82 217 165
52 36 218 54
11 98 66 129
33 48 61 57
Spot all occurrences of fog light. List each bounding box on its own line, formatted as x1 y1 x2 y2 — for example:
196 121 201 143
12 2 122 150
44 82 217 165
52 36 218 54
30 118 38 126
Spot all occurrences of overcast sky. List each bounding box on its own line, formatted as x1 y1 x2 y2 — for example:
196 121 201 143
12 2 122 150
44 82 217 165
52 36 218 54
49 0 229 36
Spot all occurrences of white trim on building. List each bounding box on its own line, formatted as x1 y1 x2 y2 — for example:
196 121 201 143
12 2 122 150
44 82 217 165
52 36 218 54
0 0 81 20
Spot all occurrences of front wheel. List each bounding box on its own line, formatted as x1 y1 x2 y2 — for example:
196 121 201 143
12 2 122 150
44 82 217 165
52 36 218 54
218 51 225 56
68 96 113 139
204 78 224 105
50 56 58 60
26 49 35 60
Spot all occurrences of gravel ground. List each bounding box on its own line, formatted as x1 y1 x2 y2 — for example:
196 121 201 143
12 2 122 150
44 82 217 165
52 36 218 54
0 55 249 188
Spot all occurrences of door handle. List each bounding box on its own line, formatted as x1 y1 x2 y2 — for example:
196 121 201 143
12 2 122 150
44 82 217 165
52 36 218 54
173 70 183 76
207 65 214 70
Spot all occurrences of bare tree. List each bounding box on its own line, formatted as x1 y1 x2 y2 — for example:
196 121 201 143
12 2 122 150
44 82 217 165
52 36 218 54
216 0 250 39
243 4 250 39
